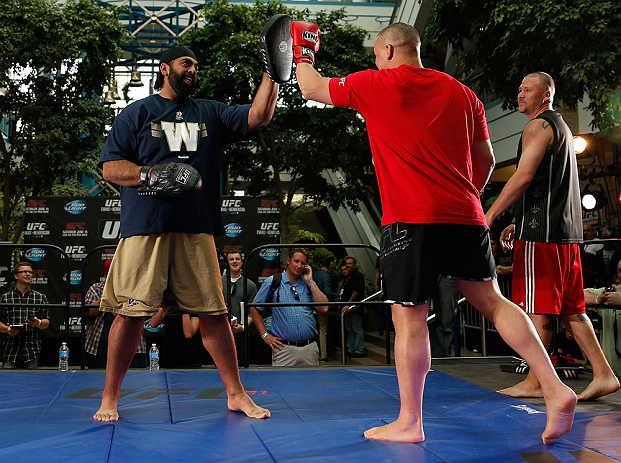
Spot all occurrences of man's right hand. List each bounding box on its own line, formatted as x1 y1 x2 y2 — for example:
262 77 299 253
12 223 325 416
500 223 515 250
290 21 320 67
7 326 20 336
137 162 202 197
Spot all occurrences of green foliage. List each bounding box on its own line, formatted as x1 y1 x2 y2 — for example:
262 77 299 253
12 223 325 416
0 0 127 241
426 0 621 133
51 177 91 196
179 0 376 243
289 225 326 245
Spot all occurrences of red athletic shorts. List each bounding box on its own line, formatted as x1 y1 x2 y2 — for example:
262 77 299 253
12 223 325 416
512 240 585 315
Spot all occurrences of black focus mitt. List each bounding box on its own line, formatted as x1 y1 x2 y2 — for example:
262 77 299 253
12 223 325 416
137 162 202 198
260 14 293 84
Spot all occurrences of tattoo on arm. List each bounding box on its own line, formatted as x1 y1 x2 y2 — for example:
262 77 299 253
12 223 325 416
541 121 550 130
577 313 590 323
542 321 553 331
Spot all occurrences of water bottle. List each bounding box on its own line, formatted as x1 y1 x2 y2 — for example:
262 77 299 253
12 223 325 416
59 342 69 372
149 344 159 372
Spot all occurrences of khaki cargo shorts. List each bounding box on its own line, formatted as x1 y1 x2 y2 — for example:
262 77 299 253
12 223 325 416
100 233 227 317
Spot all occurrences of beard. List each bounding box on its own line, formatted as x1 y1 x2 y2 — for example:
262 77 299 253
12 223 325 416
168 67 196 99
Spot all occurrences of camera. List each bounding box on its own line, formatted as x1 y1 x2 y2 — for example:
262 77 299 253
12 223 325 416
605 285 616 292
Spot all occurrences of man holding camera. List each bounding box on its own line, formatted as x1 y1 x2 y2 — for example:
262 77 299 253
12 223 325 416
251 248 329 366
0 262 49 369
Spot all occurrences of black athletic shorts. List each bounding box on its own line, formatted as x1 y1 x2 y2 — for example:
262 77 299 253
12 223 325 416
379 223 496 305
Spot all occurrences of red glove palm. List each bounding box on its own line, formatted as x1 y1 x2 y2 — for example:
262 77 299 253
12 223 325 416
290 21 320 67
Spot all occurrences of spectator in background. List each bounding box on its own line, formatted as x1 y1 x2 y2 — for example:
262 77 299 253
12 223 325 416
333 263 350 354
222 251 257 366
313 258 339 361
601 227 621 287
375 259 393 337
490 232 513 277
583 223 604 255
431 276 459 358
251 248 329 366
489 232 513 310
150 295 203 368
0 262 49 369
582 257 621 378
337 264 348 297
582 222 605 288
85 259 146 368
341 257 366 358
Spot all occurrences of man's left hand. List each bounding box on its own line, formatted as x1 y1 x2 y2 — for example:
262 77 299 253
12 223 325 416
25 317 40 327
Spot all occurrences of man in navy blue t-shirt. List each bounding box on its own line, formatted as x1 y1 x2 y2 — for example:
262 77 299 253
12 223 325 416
94 46 278 422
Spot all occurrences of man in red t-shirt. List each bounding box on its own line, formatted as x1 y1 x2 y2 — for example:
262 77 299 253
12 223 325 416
292 21 576 444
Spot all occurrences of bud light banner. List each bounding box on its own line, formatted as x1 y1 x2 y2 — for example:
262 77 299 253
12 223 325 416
23 196 279 337
216 197 281 287
24 197 120 337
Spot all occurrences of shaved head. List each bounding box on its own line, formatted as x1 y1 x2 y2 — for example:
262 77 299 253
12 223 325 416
524 72 556 102
377 22 421 57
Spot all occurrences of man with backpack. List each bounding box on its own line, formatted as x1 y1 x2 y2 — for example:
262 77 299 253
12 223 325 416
251 248 329 366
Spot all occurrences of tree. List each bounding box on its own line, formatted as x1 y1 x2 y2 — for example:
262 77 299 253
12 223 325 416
426 0 621 134
0 0 127 241
180 0 376 243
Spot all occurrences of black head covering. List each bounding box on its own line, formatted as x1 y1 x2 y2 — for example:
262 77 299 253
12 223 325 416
160 46 197 63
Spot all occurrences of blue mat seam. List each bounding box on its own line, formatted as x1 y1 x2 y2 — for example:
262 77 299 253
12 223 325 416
35 370 76 425
105 424 116 463
257 371 306 424
343 368 401 401
165 372 173 425
251 424 278 463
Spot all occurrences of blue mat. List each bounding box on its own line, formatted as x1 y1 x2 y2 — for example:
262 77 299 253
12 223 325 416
0 368 619 462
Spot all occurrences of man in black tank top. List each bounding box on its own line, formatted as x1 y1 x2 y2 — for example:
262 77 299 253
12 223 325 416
486 72 619 401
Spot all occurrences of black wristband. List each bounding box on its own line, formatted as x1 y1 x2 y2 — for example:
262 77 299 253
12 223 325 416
139 165 151 185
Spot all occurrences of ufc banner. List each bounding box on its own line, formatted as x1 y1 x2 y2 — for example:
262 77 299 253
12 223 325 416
216 196 281 287
23 197 120 337
23 196 280 337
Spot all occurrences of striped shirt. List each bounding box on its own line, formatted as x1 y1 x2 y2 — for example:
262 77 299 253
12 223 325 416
0 287 49 363
252 272 317 342
514 110 582 244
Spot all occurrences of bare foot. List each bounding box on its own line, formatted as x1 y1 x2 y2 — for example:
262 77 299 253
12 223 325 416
364 420 425 443
541 385 577 445
228 392 270 419
577 376 620 401
93 397 119 422
497 379 543 398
